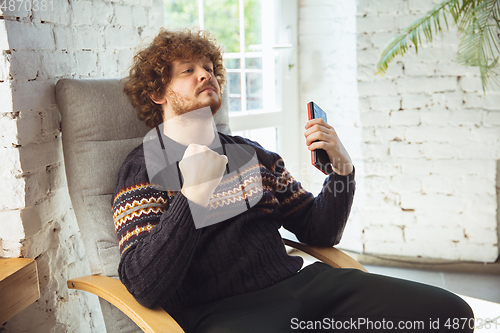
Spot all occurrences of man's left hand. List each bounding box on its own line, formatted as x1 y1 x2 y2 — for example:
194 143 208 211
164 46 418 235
304 118 353 176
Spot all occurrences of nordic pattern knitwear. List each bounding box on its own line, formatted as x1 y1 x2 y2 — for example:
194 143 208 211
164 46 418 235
112 133 355 326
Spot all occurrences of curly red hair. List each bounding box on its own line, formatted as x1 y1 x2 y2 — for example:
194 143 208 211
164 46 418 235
123 28 226 128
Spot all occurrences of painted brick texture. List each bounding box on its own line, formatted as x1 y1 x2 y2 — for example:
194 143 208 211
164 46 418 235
0 0 163 331
299 0 365 253
299 0 499 263
356 0 499 262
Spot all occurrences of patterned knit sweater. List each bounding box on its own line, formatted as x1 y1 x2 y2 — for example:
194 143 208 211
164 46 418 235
112 132 355 326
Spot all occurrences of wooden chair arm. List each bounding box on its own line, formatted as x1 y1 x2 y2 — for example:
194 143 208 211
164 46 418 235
68 241 365 332
67 275 184 333
283 238 368 272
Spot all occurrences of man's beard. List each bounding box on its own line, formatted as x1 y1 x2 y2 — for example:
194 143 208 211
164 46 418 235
166 88 222 117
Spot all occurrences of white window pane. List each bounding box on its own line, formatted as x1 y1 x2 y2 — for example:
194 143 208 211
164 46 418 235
246 72 263 111
225 58 240 69
228 72 242 113
246 57 262 69
228 72 241 95
229 97 242 113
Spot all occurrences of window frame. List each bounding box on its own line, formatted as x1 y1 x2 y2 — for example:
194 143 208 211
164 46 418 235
166 0 300 168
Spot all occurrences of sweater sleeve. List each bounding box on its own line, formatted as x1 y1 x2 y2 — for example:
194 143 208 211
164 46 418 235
112 148 206 309
273 155 356 247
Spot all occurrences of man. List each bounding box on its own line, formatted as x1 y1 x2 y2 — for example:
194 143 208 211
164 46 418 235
114 28 473 332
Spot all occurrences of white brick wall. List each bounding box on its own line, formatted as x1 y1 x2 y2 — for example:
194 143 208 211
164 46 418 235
355 0 499 262
0 0 163 330
299 0 498 262
299 0 364 253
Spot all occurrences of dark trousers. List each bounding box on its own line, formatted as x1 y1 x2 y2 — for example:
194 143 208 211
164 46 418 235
181 262 474 332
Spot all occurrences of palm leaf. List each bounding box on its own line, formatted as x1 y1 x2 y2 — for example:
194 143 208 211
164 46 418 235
377 0 500 91
454 0 480 32
456 0 500 90
376 0 459 74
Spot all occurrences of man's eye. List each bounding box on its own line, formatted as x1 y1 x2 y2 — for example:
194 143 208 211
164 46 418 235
183 69 193 73
206 68 213 73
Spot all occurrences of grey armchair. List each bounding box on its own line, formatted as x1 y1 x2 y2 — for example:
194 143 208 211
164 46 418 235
56 78 366 333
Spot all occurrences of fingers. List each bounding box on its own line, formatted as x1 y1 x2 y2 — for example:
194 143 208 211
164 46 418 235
304 123 337 145
305 117 331 130
304 122 335 138
307 140 332 151
305 130 331 147
304 118 354 175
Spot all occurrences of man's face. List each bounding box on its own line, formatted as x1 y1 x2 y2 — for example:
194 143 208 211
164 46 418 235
160 56 222 118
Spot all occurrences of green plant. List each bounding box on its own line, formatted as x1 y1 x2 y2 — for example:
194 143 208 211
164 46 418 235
164 0 261 53
376 0 500 91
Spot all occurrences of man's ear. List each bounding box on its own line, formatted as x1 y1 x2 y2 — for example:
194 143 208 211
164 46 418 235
149 92 167 105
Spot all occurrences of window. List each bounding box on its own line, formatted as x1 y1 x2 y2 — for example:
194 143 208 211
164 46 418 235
164 0 299 168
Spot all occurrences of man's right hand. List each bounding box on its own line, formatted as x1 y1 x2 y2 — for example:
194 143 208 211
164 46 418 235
179 143 228 207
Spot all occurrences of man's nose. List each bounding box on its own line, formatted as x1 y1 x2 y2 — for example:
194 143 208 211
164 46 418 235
198 68 212 81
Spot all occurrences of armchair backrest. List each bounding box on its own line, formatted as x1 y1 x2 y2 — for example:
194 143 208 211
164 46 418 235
55 78 231 332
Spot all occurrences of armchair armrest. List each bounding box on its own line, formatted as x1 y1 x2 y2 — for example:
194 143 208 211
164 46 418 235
283 238 368 272
67 241 366 332
67 275 184 333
